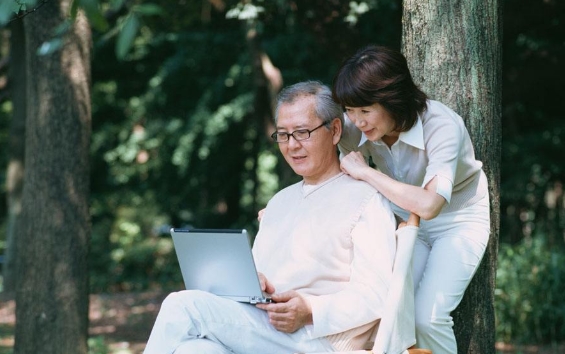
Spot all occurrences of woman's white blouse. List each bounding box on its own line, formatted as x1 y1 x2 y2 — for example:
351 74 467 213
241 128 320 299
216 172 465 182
339 100 488 214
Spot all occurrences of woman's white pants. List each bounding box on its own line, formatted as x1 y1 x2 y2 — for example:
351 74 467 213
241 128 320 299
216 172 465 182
394 192 491 354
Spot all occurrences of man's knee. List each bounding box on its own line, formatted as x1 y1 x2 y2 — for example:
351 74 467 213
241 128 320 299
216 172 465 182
160 290 214 313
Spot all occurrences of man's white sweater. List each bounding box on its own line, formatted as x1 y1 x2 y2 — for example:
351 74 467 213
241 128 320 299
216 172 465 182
253 172 397 351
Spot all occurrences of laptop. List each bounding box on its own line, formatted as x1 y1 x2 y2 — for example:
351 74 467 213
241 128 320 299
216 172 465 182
170 228 272 304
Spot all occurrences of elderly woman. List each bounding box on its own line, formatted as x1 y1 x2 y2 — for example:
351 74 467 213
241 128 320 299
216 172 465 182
333 45 490 354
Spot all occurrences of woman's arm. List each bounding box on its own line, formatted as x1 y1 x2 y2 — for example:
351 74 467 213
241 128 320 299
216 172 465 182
341 151 446 220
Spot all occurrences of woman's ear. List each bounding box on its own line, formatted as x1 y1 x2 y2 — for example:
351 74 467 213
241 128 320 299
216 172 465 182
331 117 342 145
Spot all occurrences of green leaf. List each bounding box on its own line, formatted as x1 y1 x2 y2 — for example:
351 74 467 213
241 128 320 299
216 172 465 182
79 0 109 32
52 20 71 37
134 3 163 16
110 0 126 11
70 0 79 19
0 0 21 25
115 13 140 60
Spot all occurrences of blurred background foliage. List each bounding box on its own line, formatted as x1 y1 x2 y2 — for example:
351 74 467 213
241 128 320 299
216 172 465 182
0 0 563 347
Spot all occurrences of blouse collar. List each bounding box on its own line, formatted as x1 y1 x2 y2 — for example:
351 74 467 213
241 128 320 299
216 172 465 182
358 116 425 150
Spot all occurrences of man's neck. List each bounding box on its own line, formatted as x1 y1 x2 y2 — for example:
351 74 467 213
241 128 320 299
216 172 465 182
303 163 342 186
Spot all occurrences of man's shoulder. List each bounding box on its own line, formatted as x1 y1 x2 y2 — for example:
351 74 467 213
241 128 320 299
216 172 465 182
336 173 378 193
266 174 381 205
268 180 302 201
336 174 392 210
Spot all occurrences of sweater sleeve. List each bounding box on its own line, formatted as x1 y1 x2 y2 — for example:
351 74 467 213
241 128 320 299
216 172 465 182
306 193 396 338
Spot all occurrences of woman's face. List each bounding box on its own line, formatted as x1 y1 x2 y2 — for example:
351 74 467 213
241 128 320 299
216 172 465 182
344 103 399 142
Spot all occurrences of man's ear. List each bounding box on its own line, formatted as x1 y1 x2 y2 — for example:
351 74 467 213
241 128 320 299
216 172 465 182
331 117 342 145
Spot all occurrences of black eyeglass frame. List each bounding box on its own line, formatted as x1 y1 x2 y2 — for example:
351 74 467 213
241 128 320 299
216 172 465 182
270 121 329 143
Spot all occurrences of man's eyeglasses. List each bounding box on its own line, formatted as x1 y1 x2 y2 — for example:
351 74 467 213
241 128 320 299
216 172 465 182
270 122 329 143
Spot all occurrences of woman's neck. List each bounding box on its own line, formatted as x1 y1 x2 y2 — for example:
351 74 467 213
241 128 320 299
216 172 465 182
381 134 399 148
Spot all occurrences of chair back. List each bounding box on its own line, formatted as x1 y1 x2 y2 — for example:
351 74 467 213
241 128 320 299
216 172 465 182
372 214 420 354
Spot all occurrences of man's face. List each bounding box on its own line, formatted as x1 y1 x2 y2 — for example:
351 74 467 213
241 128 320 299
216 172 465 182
275 96 340 185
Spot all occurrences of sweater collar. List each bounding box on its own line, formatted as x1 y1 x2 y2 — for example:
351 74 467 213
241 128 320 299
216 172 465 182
302 172 345 197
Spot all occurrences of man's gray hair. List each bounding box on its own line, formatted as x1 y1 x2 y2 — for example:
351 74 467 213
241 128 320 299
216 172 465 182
274 81 344 128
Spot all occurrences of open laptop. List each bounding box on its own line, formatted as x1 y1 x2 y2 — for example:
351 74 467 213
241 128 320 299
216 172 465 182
170 228 272 304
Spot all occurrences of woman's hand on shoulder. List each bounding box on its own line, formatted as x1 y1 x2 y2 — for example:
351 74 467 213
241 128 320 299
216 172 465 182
340 151 372 181
257 208 266 222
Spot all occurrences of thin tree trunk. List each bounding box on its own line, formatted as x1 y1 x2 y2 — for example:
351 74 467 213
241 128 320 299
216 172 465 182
246 22 286 205
401 0 502 352
14 1 91 353
2 19 26 294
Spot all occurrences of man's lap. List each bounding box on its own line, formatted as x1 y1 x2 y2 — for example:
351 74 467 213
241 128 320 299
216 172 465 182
153 290 334 354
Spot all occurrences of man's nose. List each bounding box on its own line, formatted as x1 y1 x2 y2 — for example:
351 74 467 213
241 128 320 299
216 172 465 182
287 135 302 148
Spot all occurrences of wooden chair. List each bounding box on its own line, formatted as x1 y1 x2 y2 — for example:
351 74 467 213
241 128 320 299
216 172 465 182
297 214 432 354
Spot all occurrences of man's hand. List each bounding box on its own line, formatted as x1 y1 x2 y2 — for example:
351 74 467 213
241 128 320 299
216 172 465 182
257 272 276 294
256 291 313 333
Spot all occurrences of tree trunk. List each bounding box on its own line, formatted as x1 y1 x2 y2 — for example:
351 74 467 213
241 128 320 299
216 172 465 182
14 1 92 353
401 0 502 353
2 19 26 294
245 23 284 210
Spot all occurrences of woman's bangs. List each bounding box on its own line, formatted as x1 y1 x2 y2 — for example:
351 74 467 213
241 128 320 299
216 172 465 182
334 74 373 107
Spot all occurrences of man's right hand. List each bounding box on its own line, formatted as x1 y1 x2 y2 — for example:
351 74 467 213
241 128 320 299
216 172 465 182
256 291 313 333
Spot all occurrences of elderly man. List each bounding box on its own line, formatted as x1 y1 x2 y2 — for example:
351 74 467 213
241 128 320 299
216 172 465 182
144 81 397 354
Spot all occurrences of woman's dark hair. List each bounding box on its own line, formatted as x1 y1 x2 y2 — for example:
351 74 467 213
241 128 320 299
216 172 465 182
332 45 428 132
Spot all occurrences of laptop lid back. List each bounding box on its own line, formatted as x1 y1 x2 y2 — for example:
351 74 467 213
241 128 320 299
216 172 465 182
170 228 269 304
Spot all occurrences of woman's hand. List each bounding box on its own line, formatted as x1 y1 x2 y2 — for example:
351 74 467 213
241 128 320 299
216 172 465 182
257 208 266 222
341 152 446 220
340 151 371 181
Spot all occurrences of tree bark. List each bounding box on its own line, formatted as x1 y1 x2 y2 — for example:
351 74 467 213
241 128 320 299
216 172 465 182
2 19 26 294
401 0 502 353
14 1 92 353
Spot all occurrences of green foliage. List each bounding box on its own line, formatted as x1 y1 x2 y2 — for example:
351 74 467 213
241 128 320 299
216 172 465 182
226 1 264 21
77 0 109 31
0 0 163 61
88 336 108 354
0 0 21 24
82 0 405 292
501 0 565 246
89 190 182 292
2 4 563 350
497 2 565 343
114 3 164 60
115 13 140 60
495 236 565 344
